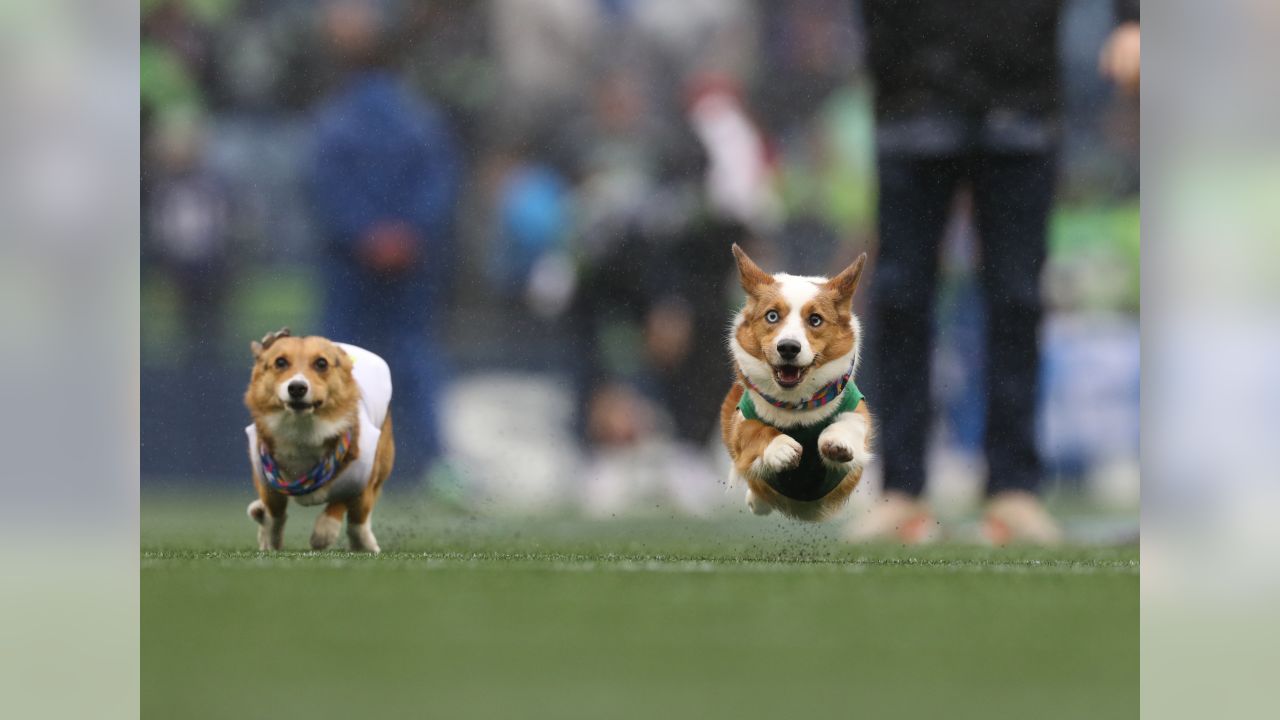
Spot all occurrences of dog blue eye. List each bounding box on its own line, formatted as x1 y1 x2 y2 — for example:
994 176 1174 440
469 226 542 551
809 314 823 327
765 310 780 323
273 357 289 369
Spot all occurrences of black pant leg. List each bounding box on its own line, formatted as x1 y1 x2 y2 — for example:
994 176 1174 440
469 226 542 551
654 221 740 446
970 152 1057 496
869 155 962 497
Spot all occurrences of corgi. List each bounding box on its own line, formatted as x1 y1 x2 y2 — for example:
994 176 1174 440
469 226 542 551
243 328 394 552
721 245 874 521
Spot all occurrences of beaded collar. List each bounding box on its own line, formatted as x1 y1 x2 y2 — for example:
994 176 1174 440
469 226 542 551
739 365 854 411
258 430 353 496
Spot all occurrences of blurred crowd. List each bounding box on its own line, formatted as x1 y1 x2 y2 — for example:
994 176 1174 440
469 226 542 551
141 0 1139 518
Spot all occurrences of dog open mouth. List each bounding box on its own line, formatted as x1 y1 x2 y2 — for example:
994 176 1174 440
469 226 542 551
286 400 324 412
772 364 808 389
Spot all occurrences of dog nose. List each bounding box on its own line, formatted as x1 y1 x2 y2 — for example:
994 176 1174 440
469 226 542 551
777 340 801 361
287 381 309 399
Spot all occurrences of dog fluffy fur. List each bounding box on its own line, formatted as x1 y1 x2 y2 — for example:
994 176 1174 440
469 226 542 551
243 329 394 552
720 245 874 521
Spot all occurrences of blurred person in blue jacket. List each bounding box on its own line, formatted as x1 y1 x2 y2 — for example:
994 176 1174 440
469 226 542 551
309 0 461 480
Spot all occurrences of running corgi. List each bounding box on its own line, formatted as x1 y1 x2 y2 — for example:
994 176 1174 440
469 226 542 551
243 328 394 552
721 245 874 521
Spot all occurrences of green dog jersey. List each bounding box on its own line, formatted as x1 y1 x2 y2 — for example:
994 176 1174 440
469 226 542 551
737 384 864 502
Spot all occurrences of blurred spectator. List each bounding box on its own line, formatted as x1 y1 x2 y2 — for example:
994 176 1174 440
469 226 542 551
308 0 461 480
474 132 577 380
687 76 781 232
489 0 603 138
141 0 215 103
486 143 573 318
569 71 759 513
400 1 495 155
754 0 859 141
144 112 232 364
851 0 1140 545
565 66 682 446
1100 6 1141 95
141 1 209 216
754 0 866 276
659 78 776 447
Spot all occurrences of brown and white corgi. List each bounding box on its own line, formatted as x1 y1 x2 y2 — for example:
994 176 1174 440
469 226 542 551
243 328 394 552
721 245 874 521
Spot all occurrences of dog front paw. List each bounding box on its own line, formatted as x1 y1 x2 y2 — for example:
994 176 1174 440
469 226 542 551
817 414 871 472
252 502 285 551
819 438 856 465
755 434 802 476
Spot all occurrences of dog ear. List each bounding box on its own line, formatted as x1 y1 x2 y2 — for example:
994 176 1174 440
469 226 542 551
824 253 867 307
251 327 291 358
731 244 774 295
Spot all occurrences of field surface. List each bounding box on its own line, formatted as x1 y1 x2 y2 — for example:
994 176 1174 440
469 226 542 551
142 492 1138 720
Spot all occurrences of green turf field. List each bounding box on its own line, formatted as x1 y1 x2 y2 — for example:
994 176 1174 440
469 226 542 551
142 492 1138 720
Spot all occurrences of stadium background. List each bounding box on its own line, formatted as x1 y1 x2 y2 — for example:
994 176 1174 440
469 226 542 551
140 3 1139 717
140 0 1138 520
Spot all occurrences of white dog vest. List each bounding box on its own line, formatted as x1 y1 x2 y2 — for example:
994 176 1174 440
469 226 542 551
245 343 392 507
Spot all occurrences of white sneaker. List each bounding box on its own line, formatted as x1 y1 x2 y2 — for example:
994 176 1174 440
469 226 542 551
983 491 1064 546
844 491 941 544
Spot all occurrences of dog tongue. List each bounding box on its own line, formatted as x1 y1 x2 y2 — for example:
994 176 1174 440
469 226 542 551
778 366 800 382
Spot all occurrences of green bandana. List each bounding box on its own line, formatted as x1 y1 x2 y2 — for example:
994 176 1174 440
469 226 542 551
738 383 864 501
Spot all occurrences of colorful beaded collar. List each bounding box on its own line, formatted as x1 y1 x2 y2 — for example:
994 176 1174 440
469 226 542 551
739 365 854 411
258 431 353 496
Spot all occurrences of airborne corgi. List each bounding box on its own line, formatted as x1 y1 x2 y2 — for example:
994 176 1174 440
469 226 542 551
721 245 874 521
243 328 394 552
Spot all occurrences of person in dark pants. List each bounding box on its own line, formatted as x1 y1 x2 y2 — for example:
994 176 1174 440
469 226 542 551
850 0 1139 544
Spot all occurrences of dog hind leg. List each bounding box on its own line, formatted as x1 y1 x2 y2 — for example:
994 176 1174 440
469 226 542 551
746 487 774 516
345 492 381 554
343 413 393 554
